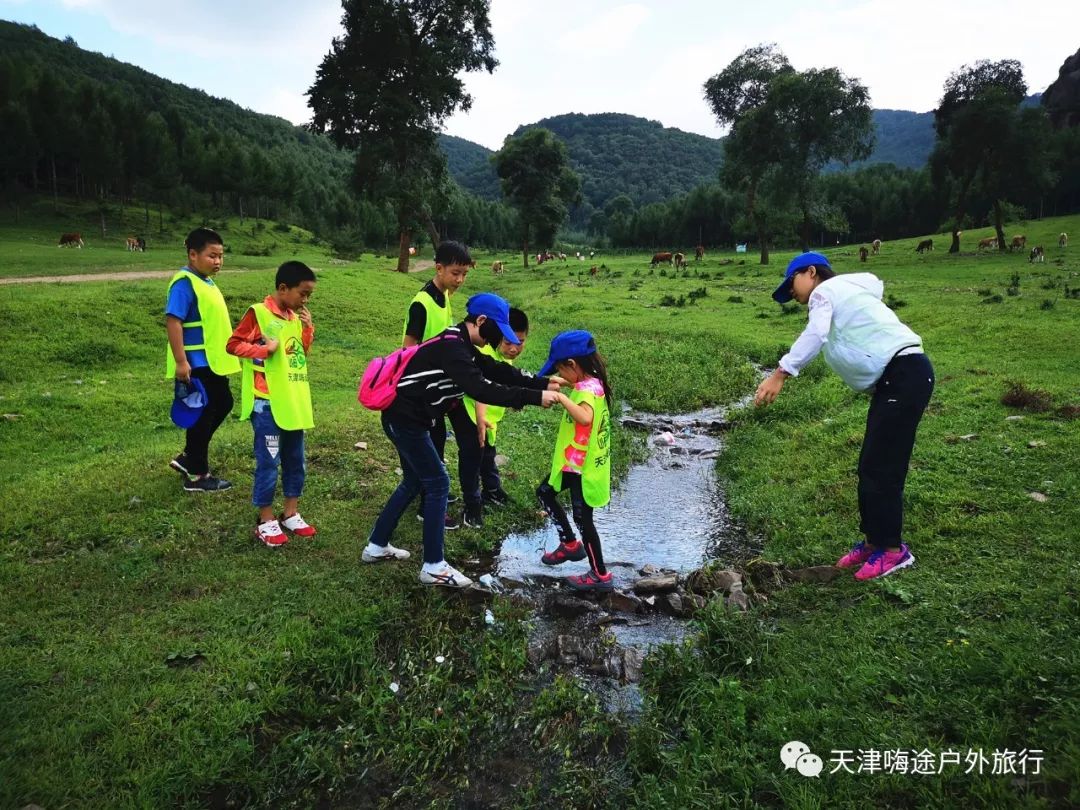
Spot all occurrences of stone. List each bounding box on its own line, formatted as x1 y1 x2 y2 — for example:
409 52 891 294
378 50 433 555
682 593 708 614
786 565 843 584
501 576 528 590
494 454 510 467
662 592 684 616
725 583 751 612
549 592 601 619
1028 491 1049 503
622 648 645 683
685 566 742 596
527 638 553 666
632 573 679 594
2 413 20 421
1027 440 1046 448
653 431 677 446
745 559 786 591
1005 415 1025 421
960 433 978 441
353 441 368 450
639 563 661 576
602 590 643 614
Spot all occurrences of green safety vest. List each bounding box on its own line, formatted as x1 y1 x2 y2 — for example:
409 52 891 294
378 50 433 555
463 343 512 444
238 303 313 431
548 384 611 508
164 270 241 379
402 286 453 344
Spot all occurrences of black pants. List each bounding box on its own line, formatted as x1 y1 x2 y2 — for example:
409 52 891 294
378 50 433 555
858 353 935 547
537 473 606 575
450 404 497 508
184 366 234 476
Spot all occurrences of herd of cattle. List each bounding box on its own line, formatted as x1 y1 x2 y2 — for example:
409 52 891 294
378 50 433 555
57 233 147 251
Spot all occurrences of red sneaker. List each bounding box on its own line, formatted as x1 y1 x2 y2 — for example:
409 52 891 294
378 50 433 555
566 570 614 592
541 540 587 566
255 519 288 548
280 513 317 538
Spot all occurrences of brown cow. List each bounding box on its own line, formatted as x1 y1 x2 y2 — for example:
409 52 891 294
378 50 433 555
650 252 673 267
871 239 881 255
915 239 933 254
859 246 869 262
1029 246 1045 263
674 252 687 269
491 260 504 274
977 236 997 251
58 232 84 248
694 244 705 261
1009 235 1027 251
589 265 598 276
1060 233 1068 248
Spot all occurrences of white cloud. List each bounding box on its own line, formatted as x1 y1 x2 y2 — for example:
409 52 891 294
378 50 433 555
558 3 651 53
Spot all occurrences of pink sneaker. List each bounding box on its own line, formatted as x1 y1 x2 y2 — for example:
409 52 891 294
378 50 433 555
836 541 873 569
854 544 915 581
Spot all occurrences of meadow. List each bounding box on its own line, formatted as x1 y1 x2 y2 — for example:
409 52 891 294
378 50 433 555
1 206 1078 808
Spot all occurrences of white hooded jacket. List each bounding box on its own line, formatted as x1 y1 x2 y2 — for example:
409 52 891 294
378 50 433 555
778 273 922 392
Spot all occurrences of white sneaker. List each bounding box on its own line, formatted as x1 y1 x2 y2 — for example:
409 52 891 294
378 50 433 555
362 543 411 563
256 519 288 548
419 564 473 588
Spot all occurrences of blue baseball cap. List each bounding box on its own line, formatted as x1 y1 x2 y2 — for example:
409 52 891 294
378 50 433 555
772 252 832 303
170 377 207 428
466 292 520 346
538 330 598 377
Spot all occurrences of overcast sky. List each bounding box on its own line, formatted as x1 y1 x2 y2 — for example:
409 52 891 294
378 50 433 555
3 0 1075 150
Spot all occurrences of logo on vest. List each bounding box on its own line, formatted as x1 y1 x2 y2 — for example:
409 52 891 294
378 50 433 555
285 337 306 370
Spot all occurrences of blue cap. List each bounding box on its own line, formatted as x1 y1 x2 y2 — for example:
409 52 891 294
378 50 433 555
538 330 598 377
466 292 520 346
170 377 208 428
772 252 832 303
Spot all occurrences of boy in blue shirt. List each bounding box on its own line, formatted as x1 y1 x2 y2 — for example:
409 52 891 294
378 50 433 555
164 228 241 492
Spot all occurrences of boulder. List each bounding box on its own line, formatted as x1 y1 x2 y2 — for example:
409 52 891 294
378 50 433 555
549 592 601 619
632 573 679 594
725 583 751 612
684 566 742 596
603 590 643 614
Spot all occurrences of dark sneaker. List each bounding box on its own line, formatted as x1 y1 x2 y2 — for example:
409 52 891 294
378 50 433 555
566 570 614 592
183 475 232 492
482 488 511 507
541 541 587 566
463 504 484 528
417 512 461 530
447 492 460 505
170 453 190 477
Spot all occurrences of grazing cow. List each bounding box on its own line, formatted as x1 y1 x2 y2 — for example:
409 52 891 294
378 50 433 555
859 246 869 262
915 239 933 254
491 260 504 274
1060 233 1068 248
674 252 687 269
558 252 567 261
136 237 146 252
126 236 138 251
977 236 997 251
694 244 705 261
58 232 84 248
589 265 598 276
871 239 881 255
1009 235 1027 251
1029 246 1045 263
650 251 674 267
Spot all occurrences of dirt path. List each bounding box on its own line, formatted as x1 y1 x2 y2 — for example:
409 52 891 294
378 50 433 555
0 259 437 286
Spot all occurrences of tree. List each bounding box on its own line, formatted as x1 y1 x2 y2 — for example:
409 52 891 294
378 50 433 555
307 0 497 272
930 60 1045 252
492 128 581 267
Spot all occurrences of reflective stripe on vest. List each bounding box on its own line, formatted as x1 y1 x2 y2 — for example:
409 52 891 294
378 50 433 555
239 303 313 431
402 287 453 344
548 385 611 508
164 270 241 378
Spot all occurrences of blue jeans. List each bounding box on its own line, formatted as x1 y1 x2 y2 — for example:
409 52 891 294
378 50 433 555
251 399 306 507
369 413 449 564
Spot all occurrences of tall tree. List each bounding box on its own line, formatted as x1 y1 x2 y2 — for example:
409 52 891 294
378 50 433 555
930 60 1037 252
307 0 496 272
492 128 581 267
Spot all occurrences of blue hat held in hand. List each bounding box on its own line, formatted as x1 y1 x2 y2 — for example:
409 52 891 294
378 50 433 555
466 292 521 346
773 252 832 303
538 330 597 378
171 377 208 428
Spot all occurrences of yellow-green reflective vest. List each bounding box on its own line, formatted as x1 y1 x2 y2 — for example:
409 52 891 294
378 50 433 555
164 270 241 379
402 287 453 344
238 304 313 431
548 384 611 508
463 343 512 444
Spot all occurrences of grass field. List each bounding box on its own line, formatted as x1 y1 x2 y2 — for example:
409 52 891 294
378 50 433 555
1 203 1078 808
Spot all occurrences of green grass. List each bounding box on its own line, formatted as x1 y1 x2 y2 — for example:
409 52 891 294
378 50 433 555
1 203 1079 807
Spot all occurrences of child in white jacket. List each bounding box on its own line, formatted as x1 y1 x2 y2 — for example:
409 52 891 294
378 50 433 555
755 252 935 581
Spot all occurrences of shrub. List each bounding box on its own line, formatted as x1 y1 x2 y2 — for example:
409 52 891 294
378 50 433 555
1040 299 1056 311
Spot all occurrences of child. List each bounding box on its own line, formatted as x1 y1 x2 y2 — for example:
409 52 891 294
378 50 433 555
403 240 471 528
457 307 530 528
362 293 561 588
755 252 935 581
165 227 241 492
226 262 317 547
535 331 615 593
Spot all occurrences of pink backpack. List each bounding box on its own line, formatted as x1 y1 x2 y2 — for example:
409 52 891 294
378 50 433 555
357 333 453 411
